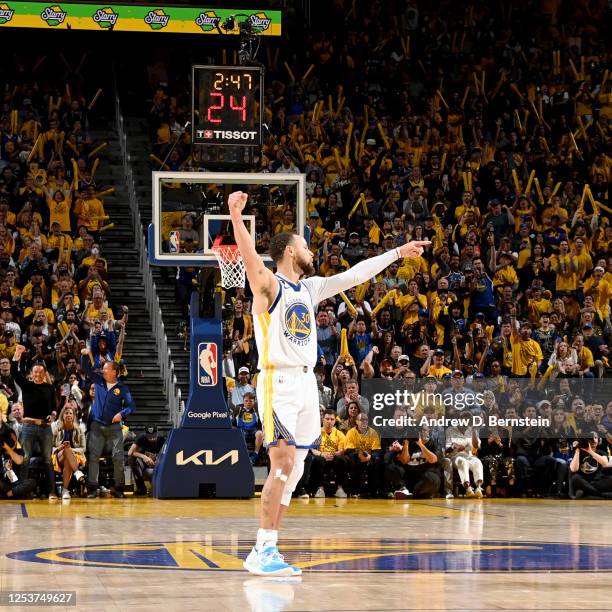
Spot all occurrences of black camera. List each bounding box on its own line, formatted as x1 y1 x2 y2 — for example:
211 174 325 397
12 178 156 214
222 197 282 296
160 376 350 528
577 438 594 450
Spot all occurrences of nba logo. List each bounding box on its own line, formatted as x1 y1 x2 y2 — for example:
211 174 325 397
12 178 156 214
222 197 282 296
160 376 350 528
169 231 180 253
197 342 218 386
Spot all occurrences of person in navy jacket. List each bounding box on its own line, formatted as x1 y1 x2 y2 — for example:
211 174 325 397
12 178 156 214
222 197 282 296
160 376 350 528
80 347 135 498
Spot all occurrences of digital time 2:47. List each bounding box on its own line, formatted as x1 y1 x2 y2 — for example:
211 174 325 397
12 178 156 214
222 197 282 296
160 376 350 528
206 72 255 124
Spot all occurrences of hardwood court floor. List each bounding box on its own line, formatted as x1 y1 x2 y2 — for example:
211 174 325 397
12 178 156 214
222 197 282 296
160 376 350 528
1 498 611 611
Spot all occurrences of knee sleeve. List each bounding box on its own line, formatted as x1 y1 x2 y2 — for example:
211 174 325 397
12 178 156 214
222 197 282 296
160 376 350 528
281 449 309 506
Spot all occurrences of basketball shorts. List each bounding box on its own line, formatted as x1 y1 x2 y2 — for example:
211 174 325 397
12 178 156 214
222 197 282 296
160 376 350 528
256 366 321 449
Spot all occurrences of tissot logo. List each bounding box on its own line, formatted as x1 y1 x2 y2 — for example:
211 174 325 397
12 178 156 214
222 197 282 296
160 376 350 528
176 450 239 466
197 130 257 141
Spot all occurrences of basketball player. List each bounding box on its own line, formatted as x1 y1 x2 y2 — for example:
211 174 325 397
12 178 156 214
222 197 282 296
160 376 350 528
229 191 430 576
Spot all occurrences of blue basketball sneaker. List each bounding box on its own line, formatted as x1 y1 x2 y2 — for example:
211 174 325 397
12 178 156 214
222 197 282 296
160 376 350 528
243 546 302 576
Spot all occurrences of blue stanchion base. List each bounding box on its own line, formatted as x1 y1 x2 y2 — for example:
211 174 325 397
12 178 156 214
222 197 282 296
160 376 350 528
152 428 255 499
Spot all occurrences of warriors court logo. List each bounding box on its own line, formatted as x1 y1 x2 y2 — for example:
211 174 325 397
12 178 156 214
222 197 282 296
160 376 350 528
92 7 118 29
8 538 612 572
40 5 67 26
144 8 169 30
0 3 15 25
284 303 311 345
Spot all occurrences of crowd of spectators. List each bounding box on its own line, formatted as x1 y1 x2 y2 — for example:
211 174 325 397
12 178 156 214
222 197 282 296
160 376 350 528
147 0 611 498
0 66 157 501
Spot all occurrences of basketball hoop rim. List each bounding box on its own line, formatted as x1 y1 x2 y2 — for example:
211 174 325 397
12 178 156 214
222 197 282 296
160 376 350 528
212 240 245 288
211 241 242 264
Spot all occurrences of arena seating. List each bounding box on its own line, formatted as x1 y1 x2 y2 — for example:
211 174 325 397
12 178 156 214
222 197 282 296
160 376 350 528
144 0 611 499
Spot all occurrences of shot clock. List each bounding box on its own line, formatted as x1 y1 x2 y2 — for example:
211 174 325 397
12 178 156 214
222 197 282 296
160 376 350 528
192 65 263 147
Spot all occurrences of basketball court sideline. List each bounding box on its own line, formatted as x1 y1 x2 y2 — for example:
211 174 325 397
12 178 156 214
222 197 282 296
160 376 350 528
1 498 610 611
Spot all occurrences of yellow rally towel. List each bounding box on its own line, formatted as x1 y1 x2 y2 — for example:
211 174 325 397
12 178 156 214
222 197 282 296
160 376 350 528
368 222 381 244
339 329 355 366
57 320 70 338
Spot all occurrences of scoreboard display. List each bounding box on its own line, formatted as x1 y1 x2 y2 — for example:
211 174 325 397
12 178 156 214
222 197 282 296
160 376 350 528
192 65 263 147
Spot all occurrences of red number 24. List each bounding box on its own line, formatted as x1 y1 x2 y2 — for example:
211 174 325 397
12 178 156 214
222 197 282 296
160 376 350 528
207 93 224 124
207 94 247 124
230 95 247 121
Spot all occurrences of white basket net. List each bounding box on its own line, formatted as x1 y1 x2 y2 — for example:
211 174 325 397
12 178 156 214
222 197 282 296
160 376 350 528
212 243 245 288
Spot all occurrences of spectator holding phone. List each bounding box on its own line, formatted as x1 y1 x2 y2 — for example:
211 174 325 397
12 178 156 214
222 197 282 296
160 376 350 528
52 405 86 500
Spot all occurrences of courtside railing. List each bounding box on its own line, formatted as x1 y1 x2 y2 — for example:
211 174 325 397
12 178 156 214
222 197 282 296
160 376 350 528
114 92 183 428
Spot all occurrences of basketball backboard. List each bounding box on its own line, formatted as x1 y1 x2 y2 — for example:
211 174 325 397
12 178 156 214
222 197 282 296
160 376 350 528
149 171 305 266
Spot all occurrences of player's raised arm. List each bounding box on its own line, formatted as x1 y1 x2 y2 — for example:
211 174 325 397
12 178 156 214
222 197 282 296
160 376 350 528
228 191 278 307
306 240 431 304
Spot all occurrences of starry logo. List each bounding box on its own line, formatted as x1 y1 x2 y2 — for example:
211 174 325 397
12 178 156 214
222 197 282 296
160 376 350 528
248 12 271 32
194 10 220 32
92 7 118 29
144 8 169 30
40 5 67 27
0 3 15 25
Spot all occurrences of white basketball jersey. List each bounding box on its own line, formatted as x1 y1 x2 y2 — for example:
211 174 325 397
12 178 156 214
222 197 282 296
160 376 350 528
252 249 401 370
254 273 318 369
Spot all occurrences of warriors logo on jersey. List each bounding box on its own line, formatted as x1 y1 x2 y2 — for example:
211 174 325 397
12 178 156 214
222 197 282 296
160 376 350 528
284 302 311 346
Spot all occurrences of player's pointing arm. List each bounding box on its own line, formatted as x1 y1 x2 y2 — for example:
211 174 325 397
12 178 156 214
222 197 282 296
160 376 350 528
228 191 278 309
308 239 432 303
397 240 432 259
